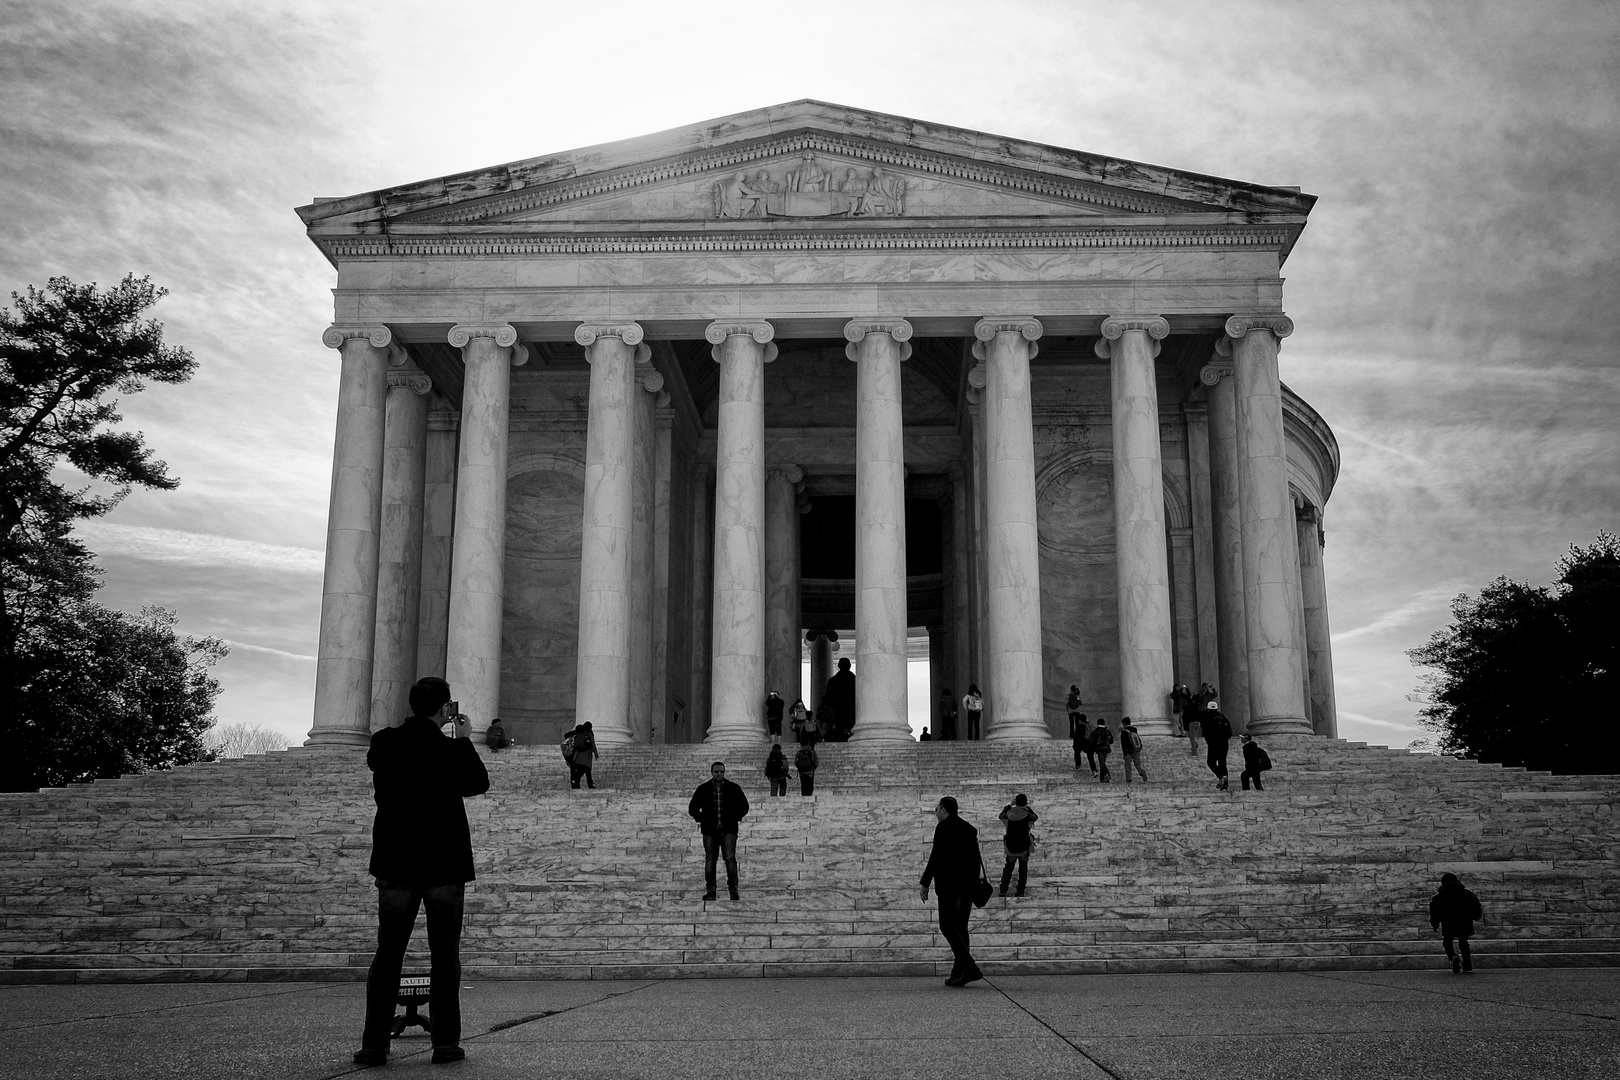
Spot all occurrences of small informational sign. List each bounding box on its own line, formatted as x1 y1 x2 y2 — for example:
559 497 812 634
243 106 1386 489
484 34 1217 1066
397 975 431 1001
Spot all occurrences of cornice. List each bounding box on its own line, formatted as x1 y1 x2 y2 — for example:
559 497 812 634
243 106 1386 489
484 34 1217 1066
320 224 1296 259
404 132 1186 225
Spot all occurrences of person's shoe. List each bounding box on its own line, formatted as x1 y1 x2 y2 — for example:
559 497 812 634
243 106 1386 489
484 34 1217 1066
702 890 717 901
960 968 984 985
1462 962 1473 973
1014 889 1025 898
352 1048 388 1067
431 1046 466 1064
1217 779 1228 791
729 888 740 901
1451 956 1462 974
944 973 964 986
998 886 1007 897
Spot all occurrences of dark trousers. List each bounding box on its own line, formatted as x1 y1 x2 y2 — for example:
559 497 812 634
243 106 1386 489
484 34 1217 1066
702 831 738 894
942 715 958 740
569 760 594 788
1240 768 1264 790
1442 933 1473 968
1073 740 1096 772
936 891 978 977
966 711 981 739
800 773 815 796
361 882 464 1051
767 717 782 737
1207 740 1229 780
999 853 1029 894
769 775 787 796
1095 748 1111 781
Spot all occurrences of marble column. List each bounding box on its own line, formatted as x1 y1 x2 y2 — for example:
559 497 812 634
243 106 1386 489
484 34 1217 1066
807 630 837 711
972 317 1049 740
415 409 458 679
370 361 432 731
1297 503 1339 738
309 325 391 746
573 323 646 747
1183 402 1221 687
705 320 776 745
949 464 975 710
845 318 913 744
688 465 714 740
1227 314 1311 735
927 625 946 737
628 351 663 743
444 323 526 735
1097 315 1176 736
1200 355 1250 727
765 464 805 708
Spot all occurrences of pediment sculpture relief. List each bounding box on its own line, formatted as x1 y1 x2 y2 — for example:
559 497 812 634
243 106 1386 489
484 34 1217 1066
713 154 907 219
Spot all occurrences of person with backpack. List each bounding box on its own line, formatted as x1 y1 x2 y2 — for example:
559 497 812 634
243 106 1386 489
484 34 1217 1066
794 742 818 796
962 684 984 741
561 721 600 789
1429 872 1484 973
789 698 811 743
1071 713 1096 776
765 691 785 742
1119 717 1149 784
1089 718 1114 782
1066 684 1084 738
1201 701 1232 791
1239 733 1271 791
764 744 790 796
997 794 1039 897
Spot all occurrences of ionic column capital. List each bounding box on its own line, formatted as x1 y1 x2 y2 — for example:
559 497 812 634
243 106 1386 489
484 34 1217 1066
577 322 645 348
973 316 1043 343
843 318 913 344
768 464 805 485
387 369 433 395
1199 358 1235 385
634 350 664 395
1094 315 1168 360
1224 313 1295 341
322 324 391 351
706 320 777 363
449 323 518 349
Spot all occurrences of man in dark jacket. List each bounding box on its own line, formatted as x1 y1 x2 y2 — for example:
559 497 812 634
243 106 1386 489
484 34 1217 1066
1201 700 1233 790
354 677 490 1068
1239 733 1268 791
687 762 750 900
1430 872 1484 973
919 796 985 986
823 657 856 740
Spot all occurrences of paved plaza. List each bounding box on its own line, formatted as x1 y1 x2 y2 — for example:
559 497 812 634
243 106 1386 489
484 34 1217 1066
3 968 1616 1079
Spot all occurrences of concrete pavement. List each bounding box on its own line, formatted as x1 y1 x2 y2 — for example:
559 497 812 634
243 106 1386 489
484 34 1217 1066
3 969 1618 1079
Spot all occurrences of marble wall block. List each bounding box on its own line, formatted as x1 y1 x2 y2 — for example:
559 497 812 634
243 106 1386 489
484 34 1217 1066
1168 530 1200 689
500 469 584 749
1182 403 1221 689
1037 458 1123 727
370 375 430 731
764 466 804 712
309 330 389 747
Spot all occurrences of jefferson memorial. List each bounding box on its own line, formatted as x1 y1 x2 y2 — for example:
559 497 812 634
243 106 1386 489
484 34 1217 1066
298 101 1339 751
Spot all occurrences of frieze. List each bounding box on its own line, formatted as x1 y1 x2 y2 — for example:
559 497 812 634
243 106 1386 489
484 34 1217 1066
714 154 906 219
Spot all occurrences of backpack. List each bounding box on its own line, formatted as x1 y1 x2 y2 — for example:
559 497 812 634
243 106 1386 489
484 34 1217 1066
1256 747 1272 772
794 747 816 773
1092 727 1114 750
560 732 576 761
1121 728 1142 754
765 755 787 779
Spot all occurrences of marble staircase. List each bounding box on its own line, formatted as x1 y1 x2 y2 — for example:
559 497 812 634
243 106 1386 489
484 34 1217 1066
2 736 1617 983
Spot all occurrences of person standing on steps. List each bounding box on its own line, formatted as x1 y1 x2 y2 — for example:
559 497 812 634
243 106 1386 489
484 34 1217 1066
997 794 1039 897
824 657 856 741
764 744 789 797
962 684 984 741
1239 733 1271 791
353 677 489 1068
1169 684 1190 737
765 691 785 743
1071 713 1096 775
1090 717 1114 782
939 688 959 741
794 742 818 796
564 720 600 789
1201 701 1232 790
688 761 750 900
920 726 932 742
919 796 987 987
1429 872 1484 973
789 697 811 743
1119 717 1149 784
1066 684 1084 738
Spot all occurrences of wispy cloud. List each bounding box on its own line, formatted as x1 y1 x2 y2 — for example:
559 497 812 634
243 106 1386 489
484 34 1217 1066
1338 711 1421 734
221 639 316 662
1331 426 1429 467
1332 582 1468 645
75 521 323 576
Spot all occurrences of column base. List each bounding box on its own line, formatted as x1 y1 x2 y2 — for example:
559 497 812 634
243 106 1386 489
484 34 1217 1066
1247 716 1314 737
704 730 769 748
848 726 916 745
592 729 636 748
985 721 1052 742
1132 717 1175 737
302 731 373 748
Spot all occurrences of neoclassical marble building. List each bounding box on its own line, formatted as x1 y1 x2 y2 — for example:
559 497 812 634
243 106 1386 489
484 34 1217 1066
299 101 1339 750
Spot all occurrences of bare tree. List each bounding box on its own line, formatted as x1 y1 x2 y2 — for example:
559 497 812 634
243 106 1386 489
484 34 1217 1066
206 723 293 759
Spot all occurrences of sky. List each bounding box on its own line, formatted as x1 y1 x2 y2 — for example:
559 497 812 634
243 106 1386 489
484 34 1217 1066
3 0 1616 750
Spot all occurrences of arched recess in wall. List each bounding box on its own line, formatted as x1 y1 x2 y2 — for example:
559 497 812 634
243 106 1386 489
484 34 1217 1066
499 449 587 748
1033 447 1193 728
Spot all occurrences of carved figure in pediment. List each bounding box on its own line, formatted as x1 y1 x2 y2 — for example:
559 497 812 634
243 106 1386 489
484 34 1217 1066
837 168 865 195
855 166 907 216
715 170 764 218
751 169 781 195
787 153 828 193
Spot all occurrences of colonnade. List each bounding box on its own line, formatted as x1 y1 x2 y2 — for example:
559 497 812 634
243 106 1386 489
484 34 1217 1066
307 311 1323 748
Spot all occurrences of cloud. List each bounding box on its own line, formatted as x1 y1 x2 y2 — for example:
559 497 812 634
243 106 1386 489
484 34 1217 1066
1332 582 1469 645
1338 711 1421 734
75 521 323 576
221 639 316 662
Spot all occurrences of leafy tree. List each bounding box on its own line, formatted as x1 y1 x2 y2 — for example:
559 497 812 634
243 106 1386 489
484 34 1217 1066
1409 532 1620 774
0 276 224 792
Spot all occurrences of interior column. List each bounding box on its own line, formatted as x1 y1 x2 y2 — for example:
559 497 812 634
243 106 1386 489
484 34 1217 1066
845 318 913 744
706 320 775 745
1228 314 1311 735
973 317 1050 740
370 361 432 731
1098 315 1176 735
1297 503 1338 737
1200 352 1251 727
308 325 391 746
807 630 836 712
765 464 805 710
444 323 526 736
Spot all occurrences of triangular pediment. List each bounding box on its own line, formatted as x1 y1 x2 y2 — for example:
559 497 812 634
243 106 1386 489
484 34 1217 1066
299 100 1313 241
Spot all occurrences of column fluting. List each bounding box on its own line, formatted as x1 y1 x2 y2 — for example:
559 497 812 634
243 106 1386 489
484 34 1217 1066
370 362 432 732
1201 355 1251 727
705 320 775 745
1228 314 1311 735
807 631 836 712
573 323 645 747
308 325 391 747
765 464 805 711
973 317 1050 740
444 323 525 735
1098 315 1176 735
846 318 913 744
1297 503 1338 738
